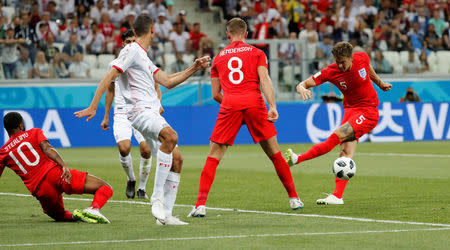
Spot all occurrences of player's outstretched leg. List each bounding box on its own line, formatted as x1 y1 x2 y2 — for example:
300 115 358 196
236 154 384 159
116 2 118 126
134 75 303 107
117 140 136 199
260 136 303 210
137 142 152 199
317 140 357 205
82 175 114 223
157 147 188 226
188 142 227 218
151 127 178 221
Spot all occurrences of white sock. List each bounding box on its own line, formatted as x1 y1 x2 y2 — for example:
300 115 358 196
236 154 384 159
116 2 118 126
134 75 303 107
119 154 135 181
138 156 152 190
164 171 180 218
151 149 172 202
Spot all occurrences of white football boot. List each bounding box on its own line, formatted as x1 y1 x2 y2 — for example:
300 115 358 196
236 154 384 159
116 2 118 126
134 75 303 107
82 207 111 224
289 197 304 210
187 205 206 217
151 199 166 221
285 149 298 167
316 194 344 205
156 216 189 226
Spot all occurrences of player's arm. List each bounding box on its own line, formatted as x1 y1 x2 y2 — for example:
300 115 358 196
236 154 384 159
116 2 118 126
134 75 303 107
368 65 392 92
101 82 115 131
154 56 211 89
296 77 316 100
40 141 71 183
74 68 121 121
258 66 278 122
211 77 222 104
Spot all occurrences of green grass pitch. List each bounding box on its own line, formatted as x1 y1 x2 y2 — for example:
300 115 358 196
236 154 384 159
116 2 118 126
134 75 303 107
0 141 449 249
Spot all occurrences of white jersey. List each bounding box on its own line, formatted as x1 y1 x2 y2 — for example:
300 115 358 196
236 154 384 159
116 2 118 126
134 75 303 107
108 61 132 114
112 42 161 116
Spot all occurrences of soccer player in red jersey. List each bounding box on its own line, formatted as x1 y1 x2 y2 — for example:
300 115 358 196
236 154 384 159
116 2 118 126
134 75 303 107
0 112 113 223
188 18 302 217
286 42 392 205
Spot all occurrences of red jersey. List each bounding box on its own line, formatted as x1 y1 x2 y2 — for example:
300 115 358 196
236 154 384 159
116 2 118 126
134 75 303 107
0 128 58 194
99 23 115 38
189 31 206 51
211 41 268 110
312 51 379 109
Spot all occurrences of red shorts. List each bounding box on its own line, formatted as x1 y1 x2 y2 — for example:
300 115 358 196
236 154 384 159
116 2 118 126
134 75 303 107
34 167 87 220
210 107 277 146
341 107 379 140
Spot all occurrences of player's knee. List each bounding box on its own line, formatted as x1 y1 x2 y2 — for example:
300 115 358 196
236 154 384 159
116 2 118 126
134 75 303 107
140 149 151 159
118 144 131 156
166 132 178 148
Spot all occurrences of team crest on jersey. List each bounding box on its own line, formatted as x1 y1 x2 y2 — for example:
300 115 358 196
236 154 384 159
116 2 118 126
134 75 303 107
358 68 367 79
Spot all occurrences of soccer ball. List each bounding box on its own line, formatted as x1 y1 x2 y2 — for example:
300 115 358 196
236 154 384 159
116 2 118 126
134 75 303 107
332 157 356 180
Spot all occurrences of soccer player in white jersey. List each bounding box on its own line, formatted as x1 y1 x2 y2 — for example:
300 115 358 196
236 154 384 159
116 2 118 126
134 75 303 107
101 29 156 200
75 14 211 225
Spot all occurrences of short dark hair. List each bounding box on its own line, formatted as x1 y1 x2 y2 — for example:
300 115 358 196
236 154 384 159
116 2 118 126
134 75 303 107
121 29 135 41
3 112 23 132
332 42 353 58
226 17 247 35
133 14 153 36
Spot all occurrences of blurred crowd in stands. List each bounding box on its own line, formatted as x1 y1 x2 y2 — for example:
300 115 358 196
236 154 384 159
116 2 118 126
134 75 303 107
0 0 214 79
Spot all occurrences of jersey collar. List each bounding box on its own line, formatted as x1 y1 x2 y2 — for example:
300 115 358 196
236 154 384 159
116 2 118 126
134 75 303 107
135 42 148 53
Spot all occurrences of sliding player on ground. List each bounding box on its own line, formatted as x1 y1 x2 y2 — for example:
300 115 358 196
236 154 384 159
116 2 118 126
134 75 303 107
101 29 157 200
286 42 392 205
0 112 113 223
75 14 210 225
188 18 303 218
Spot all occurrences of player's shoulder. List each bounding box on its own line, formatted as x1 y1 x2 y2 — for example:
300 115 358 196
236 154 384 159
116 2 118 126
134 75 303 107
27 128 43 136
353 51 369 62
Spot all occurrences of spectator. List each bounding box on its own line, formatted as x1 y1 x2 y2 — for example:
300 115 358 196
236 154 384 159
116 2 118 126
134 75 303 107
69 52 91 78
254 1 281 40
169 52 189 74
35 12 59 41
404 3 416 23
299 20 318 73
317 35 333 59
78 16 91 44
285 0 305 34
99 13 115 53
388 19 408 51
121 11 136 30
75 4 88 25
317 22 331 41
373 21 390 50
14 12 38 63
408 22 425 52
425 23 443 51
33 51 51 78
90 0 106 23
333 20 353 43
412 7 429 36
279 32 300 63
166 0 177 23
1 28 25 79
108 0 124 27
428 9 446 38
29 2 41 27
169 22 190 54
403 51 421 74
189 23 206 53
42 33 59 62
359 0 377 28
339 0 359 19
61 19 79 43
175 10 192 32
379 0 397 21
15 49 33 79
48 1 64 22
62 33 84 66
198 35 214 59
147 0 167 21
418 50 430 73
353 21 371 47
51 52 69 78
155 12 173 45
399 87 421 102
60 0 76 17
372 50 393 74
86 22 105 54
339 7 358 32
318 8 336 33
443 28 450 50
123 0 140 17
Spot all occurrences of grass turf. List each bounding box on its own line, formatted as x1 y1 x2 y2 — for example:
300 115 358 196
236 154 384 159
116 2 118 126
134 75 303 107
0 141 449 249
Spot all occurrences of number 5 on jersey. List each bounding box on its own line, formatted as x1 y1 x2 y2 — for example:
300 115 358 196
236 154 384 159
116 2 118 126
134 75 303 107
228 57 244 84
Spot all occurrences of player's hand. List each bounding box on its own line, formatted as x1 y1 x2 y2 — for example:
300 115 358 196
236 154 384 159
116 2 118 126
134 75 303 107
159 106 165 115
296 83 312 100
194 56 211 70
60 166 71 183
100 118 110 131
379 82 392 92
74 107 97 121
268 107 279 123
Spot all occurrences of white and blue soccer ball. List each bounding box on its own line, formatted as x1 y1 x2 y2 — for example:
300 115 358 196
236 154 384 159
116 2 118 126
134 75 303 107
332 157 356 180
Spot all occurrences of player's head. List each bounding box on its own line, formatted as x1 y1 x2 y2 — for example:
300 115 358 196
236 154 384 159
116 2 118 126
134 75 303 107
3 112 25 136
133 14 155 40
226 18 248 42
332 42 353 72
121 29 136 48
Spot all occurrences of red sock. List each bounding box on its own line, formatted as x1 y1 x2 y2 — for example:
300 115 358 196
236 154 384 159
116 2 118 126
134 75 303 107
91 185 113 210
270 151 298 198
297 133 341 163
195 157 220 208
332 177 348 199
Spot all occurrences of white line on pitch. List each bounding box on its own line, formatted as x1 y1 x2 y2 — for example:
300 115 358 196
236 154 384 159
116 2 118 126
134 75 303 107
1 192 449 228
358 152 450 158
1 227 449 247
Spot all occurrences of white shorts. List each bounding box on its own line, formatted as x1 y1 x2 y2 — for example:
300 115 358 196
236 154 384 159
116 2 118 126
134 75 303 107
129 109 170 145
113 113 146 144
